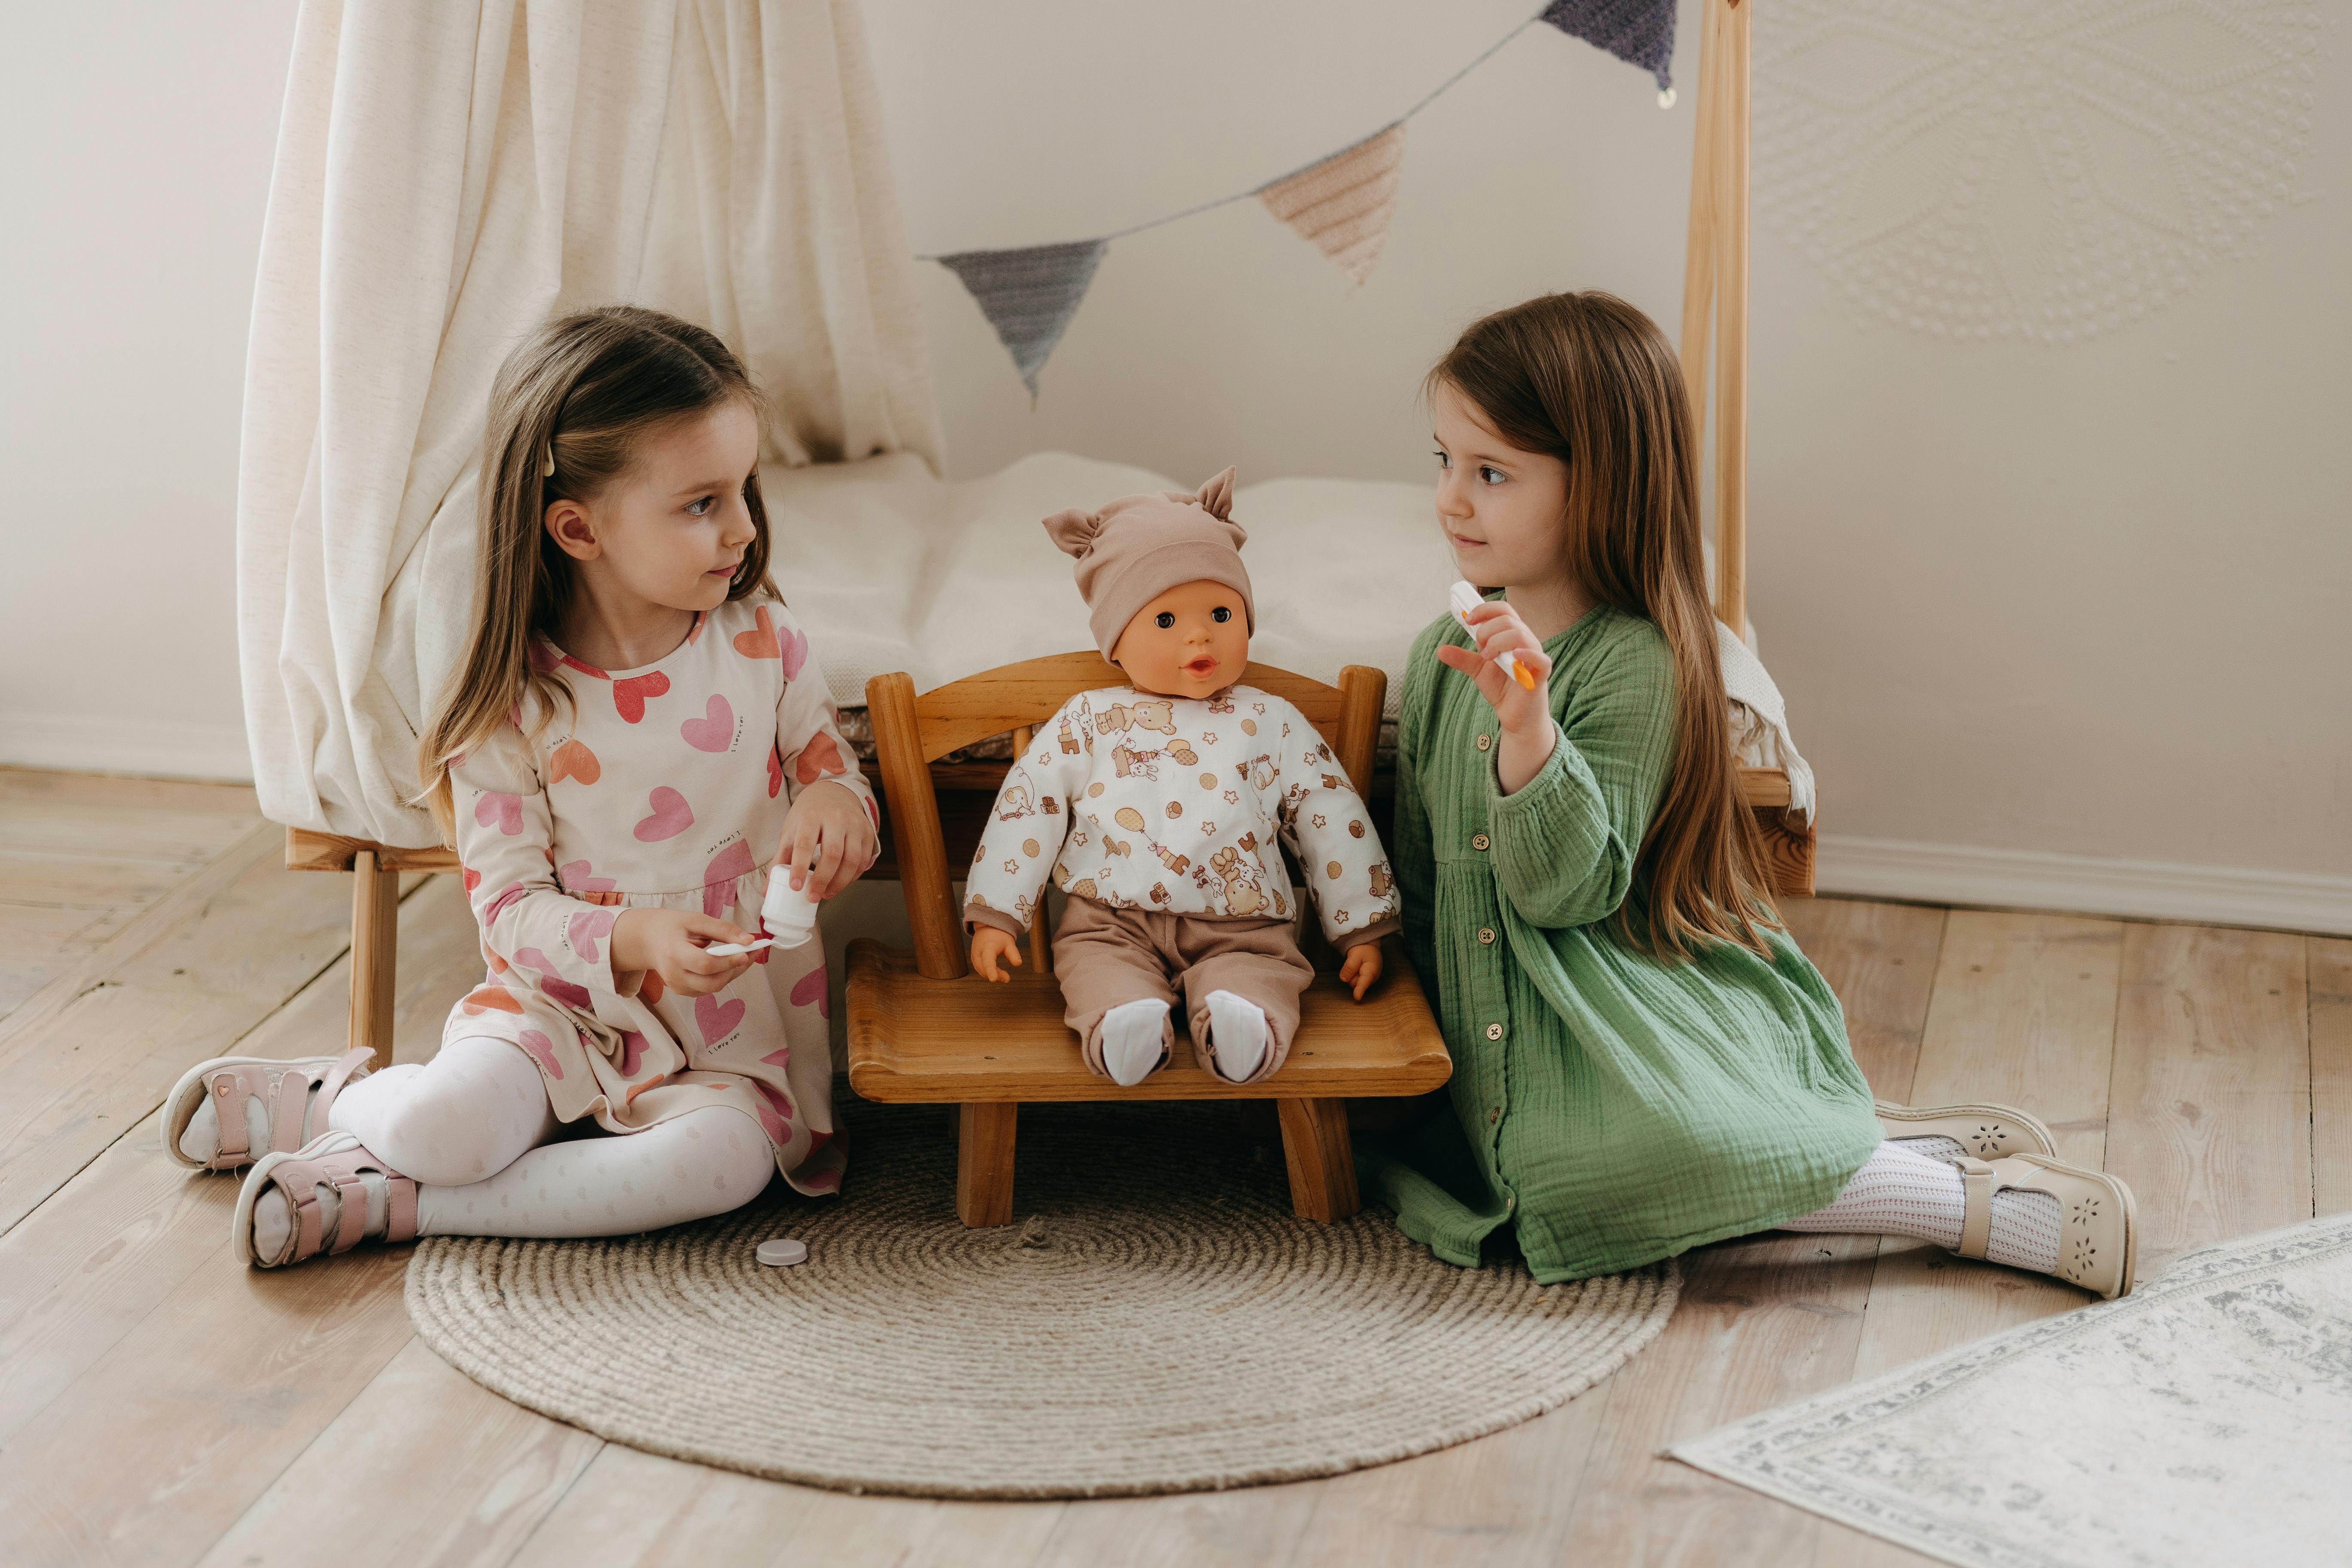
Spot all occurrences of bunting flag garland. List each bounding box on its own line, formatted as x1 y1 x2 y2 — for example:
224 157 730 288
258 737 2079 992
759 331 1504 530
1539 0 1679 98
933 240 1109 397
1256 124 1408 287
927 4 1678 397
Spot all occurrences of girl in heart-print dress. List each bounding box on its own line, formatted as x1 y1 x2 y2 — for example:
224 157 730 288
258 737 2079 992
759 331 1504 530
444 590 871 1196
177 307 885 1269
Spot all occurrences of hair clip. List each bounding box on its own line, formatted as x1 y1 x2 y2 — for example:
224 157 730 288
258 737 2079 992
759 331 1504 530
541 447 556 478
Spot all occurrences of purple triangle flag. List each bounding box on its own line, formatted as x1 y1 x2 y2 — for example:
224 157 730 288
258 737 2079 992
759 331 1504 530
934 240 1109 397
1539 0 1677 92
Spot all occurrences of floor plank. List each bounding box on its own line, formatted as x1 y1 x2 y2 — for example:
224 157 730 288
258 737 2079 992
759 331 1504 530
1283 1391 1612 1567
0 877 478 1451
194 1339 602 1568
0 1232 414 1568
0 769 259 816
1034 1485 1317 1568
1781 897 1947 1100
0 830 363 1232
1554 1233 1880 1566
0 798 263 863
2109 924 2311 1275
0 903 111 1020
1814 910 2125 1568
2314 937 2352 1219
506 1442 1066 1568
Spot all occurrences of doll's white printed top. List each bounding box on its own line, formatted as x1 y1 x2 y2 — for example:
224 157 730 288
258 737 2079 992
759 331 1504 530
445 596 874 1197
964 685 1399 946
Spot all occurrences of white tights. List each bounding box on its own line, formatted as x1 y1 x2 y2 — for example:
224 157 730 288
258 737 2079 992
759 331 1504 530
1784 1138 2063 1273
208 1036 774 1261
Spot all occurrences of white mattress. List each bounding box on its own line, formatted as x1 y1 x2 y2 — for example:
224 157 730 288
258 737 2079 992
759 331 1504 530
763 451 1455 720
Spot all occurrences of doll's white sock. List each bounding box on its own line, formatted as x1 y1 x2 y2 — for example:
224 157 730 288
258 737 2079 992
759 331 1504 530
1099 998 1170 1087
1782 1141 2063 1273
1203 990 1268 1084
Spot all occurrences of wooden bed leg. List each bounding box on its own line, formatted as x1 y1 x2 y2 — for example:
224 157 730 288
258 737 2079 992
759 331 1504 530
1277 1098 1360 1223
956 1102 1018 1227
349 849 398 1064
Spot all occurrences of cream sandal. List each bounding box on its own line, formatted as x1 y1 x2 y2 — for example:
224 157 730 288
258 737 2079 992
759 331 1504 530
162 1047 375 1171
232 1131 418 1268
1876 1098 2055 1159
1954 1153 2138 1300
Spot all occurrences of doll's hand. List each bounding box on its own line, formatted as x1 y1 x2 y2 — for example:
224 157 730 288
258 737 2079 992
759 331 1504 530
1433 599 1557 793
775 780 879 900
970 927 1024 983
611 907 755 998
1339 940 1384 1001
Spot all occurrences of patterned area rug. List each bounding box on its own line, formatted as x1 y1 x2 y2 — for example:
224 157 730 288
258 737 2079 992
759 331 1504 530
1674 1213 2352 1568
406 1100 1678 1499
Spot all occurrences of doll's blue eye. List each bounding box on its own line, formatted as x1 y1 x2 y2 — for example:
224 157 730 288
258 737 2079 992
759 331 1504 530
1155 612 1175 628
1211 607 1231 623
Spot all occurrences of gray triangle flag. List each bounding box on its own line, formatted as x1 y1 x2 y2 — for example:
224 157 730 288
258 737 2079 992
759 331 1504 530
1539 0 1678 93
934 240 1109 397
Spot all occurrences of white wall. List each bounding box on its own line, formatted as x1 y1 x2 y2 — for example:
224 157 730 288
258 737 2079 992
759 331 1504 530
861 0 2352 919
0 0 295 781
4 0 2345 926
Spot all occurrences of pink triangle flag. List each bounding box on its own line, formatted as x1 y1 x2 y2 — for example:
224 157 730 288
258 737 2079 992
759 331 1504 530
1256 123 1406 286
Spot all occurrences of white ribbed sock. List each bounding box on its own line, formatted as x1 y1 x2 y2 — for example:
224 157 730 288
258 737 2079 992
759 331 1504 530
1784 1140 2063 1274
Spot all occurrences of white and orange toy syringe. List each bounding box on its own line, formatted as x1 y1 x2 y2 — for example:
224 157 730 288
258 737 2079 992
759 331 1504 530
1449 580 1539 691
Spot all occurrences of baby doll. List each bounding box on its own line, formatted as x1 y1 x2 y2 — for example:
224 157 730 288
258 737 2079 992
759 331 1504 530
966 468 1400 1086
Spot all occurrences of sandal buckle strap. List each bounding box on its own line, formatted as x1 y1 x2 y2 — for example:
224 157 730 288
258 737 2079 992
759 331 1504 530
1955 1155 1995 1259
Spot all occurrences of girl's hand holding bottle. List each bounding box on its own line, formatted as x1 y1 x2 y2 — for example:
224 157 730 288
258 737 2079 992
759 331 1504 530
611 907 758 997
775 778 879 900
1434 597 1558 795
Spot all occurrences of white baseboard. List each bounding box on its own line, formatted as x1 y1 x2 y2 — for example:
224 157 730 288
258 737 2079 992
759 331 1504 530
0 711 254 783
1817 834 2352 937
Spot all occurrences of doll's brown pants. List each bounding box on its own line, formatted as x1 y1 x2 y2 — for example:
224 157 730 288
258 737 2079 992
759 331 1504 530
1053 895 1313 1085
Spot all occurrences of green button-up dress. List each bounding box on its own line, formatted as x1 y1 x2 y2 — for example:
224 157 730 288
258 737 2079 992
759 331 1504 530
1361 605 1882 1283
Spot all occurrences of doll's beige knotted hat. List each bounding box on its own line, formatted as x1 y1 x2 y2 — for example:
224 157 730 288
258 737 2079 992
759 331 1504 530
1043 467 1253 661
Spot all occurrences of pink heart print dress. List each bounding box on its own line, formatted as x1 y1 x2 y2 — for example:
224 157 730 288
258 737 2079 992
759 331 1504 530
444 596 874 1197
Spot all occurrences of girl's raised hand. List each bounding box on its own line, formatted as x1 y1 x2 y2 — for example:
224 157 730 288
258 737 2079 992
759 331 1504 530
610 907 756 998
775 779 879 901
1435 599 1554 732
1434 599 1559 794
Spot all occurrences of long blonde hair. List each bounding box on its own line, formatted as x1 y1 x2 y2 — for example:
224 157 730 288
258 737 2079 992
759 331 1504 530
417 305 776 837
1429 291 1779 960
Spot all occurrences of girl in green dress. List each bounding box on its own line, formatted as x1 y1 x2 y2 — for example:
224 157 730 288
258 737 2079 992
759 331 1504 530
1364 292 2139 1299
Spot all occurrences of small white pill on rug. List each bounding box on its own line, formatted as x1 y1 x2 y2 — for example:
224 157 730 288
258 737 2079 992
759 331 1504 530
756 1238 807 1267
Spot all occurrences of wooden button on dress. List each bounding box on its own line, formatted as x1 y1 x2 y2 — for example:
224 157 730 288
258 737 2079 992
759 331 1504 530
1485 1022 1504 1040
1471 833 1490 850
1476 734 1492 751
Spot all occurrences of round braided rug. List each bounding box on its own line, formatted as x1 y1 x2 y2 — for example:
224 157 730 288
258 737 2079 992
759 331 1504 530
405 1101 1678 1499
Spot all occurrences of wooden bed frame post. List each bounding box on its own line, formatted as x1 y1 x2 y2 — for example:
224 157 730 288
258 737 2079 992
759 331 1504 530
1681 0 1752 639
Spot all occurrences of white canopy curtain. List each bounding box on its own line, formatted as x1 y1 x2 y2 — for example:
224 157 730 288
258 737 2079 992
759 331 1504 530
237 0 940 847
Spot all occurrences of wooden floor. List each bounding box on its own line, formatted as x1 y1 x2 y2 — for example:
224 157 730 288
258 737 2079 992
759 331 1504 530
0 764 2342 1568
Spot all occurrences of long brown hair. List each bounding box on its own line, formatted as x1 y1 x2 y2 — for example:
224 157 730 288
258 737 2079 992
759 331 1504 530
1429 291 1778 959
416 304 777 837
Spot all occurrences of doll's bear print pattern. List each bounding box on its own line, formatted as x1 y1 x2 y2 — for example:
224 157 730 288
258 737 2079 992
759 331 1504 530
965 686 1396 945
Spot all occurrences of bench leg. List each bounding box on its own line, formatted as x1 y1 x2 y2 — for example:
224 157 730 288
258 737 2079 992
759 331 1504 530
1277 1097 1360 1222
956 1102 1018 1227
349 849 399 1065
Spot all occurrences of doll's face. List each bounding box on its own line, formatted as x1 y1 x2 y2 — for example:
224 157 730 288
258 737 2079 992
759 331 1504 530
1112 579 1250 699
1430 380 1573 592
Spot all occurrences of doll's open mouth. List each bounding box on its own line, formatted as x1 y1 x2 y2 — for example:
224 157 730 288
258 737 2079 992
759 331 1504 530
1185 657 1217 675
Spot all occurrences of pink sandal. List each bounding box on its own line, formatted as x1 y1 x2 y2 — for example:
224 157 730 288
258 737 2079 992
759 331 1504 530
161 1047 374 1171
232 1131 417 1268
